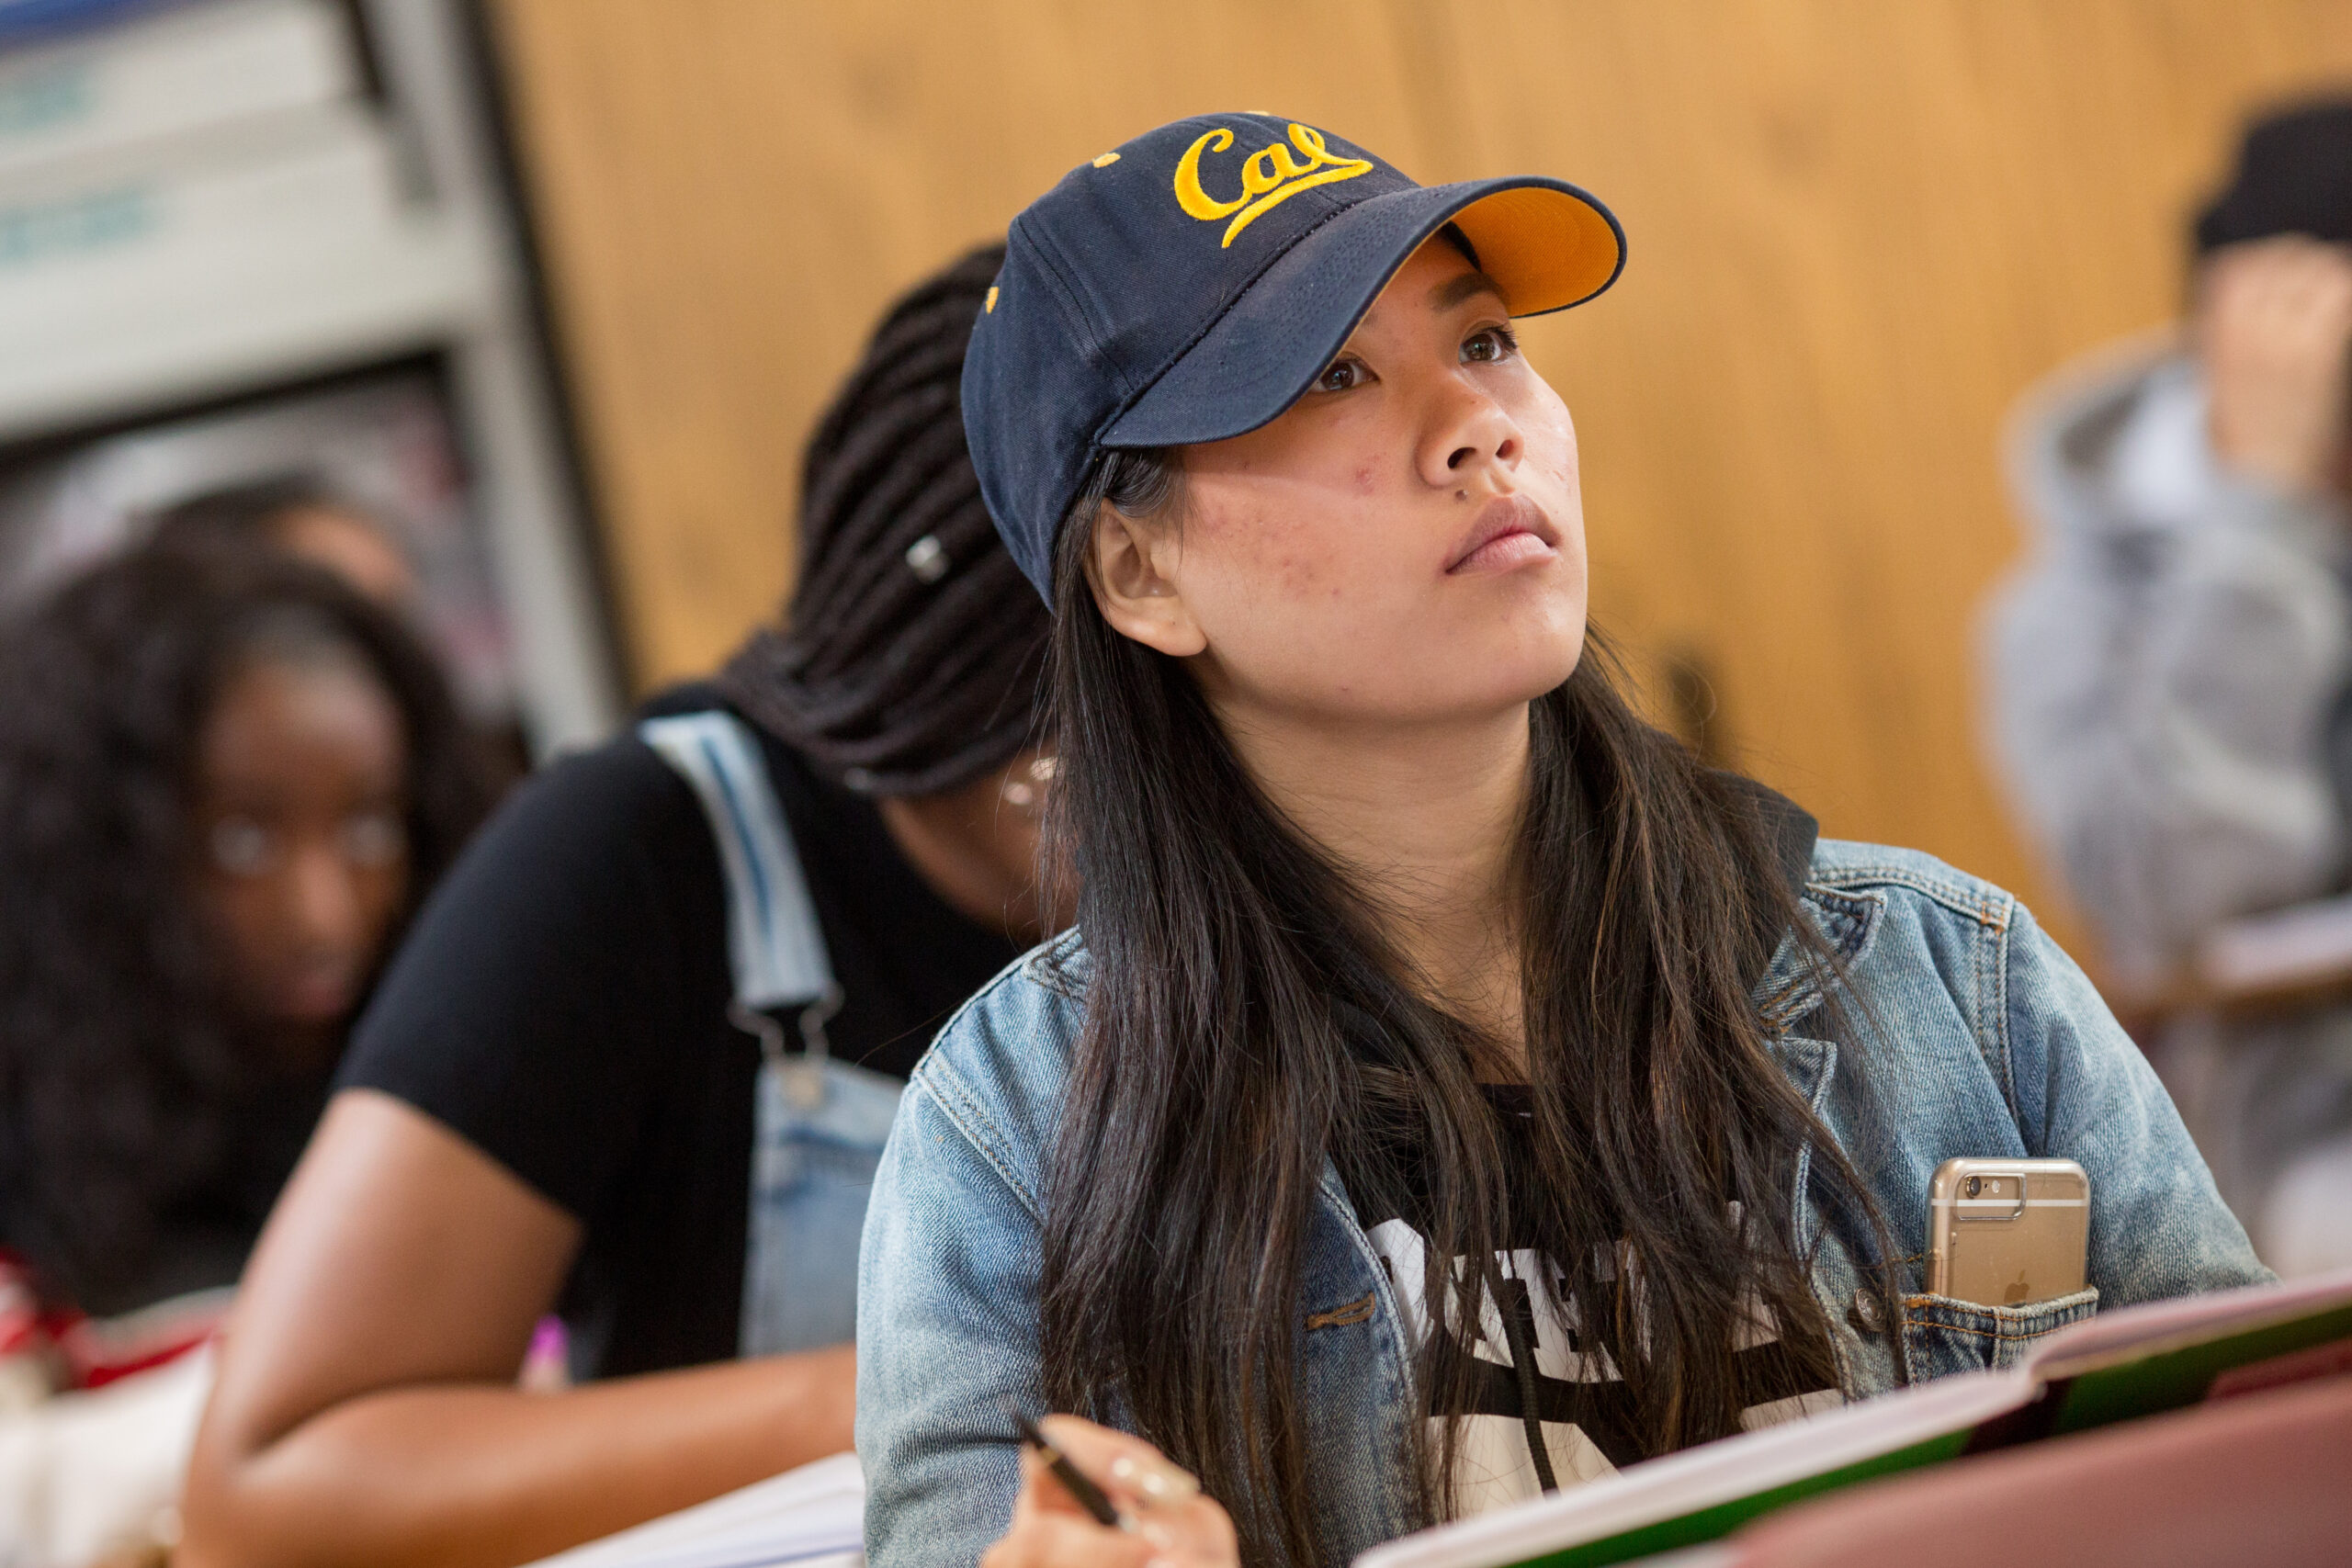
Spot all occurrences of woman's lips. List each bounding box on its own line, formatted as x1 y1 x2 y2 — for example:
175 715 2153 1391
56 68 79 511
1446 495 1559 575
275 957 363 1022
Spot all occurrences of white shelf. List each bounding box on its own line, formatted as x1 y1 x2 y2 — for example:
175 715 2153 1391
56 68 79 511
0 0 354 177
0 103 499 437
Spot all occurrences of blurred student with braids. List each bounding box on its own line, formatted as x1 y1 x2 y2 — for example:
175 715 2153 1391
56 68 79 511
181 245 1057 1568
0 541 491 1562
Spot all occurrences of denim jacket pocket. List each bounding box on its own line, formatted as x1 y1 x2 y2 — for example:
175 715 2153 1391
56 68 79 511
1901 1286 2100 1380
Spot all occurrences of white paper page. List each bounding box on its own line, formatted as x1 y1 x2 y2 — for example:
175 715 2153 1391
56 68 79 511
1353 1369 2029 1568
520 1452 865 1568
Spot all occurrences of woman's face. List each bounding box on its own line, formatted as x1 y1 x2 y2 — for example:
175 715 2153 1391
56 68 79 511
190 652 412 1043
1095 235 1589 729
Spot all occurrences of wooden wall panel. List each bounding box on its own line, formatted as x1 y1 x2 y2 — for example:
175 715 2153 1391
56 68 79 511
489 0 2352 956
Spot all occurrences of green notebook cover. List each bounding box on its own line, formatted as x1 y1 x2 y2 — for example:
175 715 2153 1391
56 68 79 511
2043 1298 2352 1434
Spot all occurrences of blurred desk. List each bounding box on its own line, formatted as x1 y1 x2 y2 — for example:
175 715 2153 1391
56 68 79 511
2115 892 2352 1032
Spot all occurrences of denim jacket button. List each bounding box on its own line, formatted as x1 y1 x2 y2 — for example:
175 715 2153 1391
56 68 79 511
1849 1288 1885 1336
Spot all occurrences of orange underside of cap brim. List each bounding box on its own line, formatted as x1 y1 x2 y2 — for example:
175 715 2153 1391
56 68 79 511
1450 185 1623 315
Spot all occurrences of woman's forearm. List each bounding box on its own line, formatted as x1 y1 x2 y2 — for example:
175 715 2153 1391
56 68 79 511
178 1344 855 1568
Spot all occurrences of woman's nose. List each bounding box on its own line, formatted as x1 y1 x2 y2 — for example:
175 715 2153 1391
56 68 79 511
283 841 365 953
1419 383 1522 491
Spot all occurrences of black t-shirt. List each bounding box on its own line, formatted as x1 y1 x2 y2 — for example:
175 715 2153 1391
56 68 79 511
1339 781 1835 1493
337 685 1021 1376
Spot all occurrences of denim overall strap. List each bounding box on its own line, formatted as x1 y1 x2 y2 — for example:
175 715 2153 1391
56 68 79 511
639 712 835 1018
639 711 903 1357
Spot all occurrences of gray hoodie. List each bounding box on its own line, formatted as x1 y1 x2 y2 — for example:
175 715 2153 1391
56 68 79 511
1986 340 2352 990
1984 339 2352 1228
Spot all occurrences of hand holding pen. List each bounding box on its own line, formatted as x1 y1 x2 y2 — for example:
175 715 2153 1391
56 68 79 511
982 1414 1238 1568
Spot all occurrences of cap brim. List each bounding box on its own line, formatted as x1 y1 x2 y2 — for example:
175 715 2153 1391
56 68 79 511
1100 176 1623 450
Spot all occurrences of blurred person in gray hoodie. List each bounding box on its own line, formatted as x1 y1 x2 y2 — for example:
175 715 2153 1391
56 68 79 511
1986 97 2352 1277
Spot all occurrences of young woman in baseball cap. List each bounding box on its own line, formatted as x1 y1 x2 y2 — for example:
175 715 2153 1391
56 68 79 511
857 115 2265 1568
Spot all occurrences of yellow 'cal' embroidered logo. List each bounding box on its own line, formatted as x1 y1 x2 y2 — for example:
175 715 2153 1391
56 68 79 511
1173 123 1374 247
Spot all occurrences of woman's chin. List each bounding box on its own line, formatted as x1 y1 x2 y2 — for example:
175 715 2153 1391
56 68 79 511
1321 660 1587 729
1461 620 1589 704
268 979 362 1031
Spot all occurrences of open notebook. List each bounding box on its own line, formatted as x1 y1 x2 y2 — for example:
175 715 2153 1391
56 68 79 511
518 1451 863 1568
1354 1269 2352 1568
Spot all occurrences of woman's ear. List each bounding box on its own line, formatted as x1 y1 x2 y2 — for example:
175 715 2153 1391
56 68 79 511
1086 503 1207 658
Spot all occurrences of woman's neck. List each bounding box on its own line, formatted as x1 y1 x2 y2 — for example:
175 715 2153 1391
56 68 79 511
1218 698 1533 1070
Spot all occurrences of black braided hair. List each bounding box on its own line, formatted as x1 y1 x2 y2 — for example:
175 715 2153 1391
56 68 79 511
719 243 1050 796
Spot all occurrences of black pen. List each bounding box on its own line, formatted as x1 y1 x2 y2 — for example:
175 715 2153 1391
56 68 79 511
1013 1412 1131 1531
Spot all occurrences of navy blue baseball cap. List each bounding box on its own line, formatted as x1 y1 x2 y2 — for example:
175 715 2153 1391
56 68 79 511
962 112 1626 604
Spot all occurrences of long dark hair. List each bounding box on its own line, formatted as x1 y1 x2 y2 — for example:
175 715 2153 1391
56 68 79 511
1036 453 1889 1564
0 543 493 1311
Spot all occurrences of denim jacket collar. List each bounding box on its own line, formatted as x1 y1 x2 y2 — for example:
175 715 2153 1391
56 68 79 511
1757 881 1883 1032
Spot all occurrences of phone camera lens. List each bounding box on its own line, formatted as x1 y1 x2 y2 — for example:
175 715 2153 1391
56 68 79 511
1965 1176 1983 1198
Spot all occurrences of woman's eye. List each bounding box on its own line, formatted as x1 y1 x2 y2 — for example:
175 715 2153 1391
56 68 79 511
209 818 277 877
342 812 408 870
1316 355 1371 393
1462 326 1519 364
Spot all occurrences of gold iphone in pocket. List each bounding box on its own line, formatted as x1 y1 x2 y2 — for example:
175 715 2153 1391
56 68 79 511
1927 1157 2089 1307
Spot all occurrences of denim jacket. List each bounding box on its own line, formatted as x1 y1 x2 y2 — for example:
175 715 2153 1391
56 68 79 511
855 840 2267 1568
